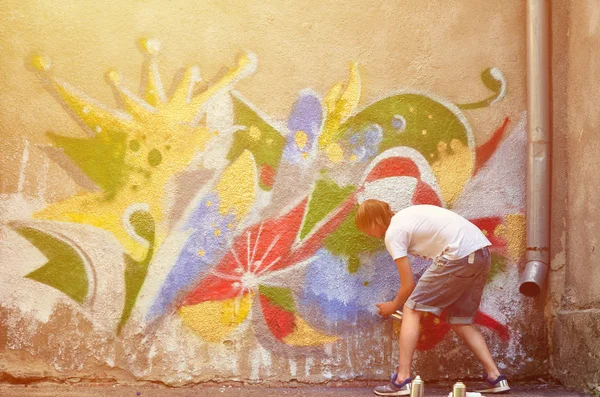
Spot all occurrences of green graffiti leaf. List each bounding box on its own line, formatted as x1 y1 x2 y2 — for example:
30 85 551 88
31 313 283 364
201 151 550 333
347 256 361 274
341 93 469 165
489 252 507 281
481 68 503 93
227 94 285 190
48 127 127 198
118 211 156 334
457 68 506 110
300 178 354 240
129 210 155 243
119 251 152 333
258 285 296 313
324 208 383 273
14 226 88 304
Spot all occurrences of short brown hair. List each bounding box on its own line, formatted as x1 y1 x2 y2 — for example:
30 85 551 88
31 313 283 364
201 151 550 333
355 199 393 231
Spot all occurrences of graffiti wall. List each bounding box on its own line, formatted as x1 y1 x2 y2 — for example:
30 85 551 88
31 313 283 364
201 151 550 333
0 0 546 384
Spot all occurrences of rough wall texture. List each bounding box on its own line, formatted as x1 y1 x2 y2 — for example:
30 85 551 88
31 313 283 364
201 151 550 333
0 0 545 385
548 0 600 393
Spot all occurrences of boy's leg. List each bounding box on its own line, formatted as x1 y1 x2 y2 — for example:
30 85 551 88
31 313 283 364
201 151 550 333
450 324 501 379
444 248 510 393
373 307 422 395
397 306 422 380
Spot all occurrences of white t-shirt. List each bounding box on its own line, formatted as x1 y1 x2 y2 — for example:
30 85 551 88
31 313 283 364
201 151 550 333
384 205 491 261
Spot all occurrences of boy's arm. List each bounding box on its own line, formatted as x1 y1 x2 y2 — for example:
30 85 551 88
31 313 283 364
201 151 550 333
376 256 416 317
392 256 416 309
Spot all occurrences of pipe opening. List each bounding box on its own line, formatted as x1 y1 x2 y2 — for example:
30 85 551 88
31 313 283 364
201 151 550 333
519 281 541 297
519 260 548 297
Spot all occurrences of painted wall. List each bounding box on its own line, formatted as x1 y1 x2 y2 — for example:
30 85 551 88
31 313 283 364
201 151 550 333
549 0 600 394
0 0 545 384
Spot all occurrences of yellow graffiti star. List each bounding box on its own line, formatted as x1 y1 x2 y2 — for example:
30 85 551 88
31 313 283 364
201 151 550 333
31 39 257 261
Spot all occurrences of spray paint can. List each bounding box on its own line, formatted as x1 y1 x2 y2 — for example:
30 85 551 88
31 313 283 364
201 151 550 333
410 375 424 397
452 380 466 397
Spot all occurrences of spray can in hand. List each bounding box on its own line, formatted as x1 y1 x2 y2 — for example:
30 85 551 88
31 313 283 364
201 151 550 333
410 375 424 397
452 380 466 397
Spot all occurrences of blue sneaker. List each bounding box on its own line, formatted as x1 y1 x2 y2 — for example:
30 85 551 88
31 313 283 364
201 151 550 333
374 374 412 396
473 374 511 394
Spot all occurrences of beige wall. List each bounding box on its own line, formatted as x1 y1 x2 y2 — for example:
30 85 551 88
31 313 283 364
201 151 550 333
0 0 544 385
549 0 600 393
0 0 525 199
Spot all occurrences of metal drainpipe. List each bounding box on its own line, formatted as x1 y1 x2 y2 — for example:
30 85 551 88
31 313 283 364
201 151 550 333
520 0 551 297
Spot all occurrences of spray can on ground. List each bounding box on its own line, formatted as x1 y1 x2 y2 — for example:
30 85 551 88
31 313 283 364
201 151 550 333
452 380 466 397
410 375 424 397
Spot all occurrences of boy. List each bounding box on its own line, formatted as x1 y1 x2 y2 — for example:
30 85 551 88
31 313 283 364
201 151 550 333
355 199 510 396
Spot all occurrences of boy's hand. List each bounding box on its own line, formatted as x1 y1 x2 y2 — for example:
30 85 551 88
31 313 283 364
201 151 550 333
376 301 398 318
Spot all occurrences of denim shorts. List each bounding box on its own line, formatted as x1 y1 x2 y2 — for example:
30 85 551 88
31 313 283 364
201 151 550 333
405 246 491 324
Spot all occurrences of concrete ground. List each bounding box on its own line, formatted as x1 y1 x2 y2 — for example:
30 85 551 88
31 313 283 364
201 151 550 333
0 383 592 397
